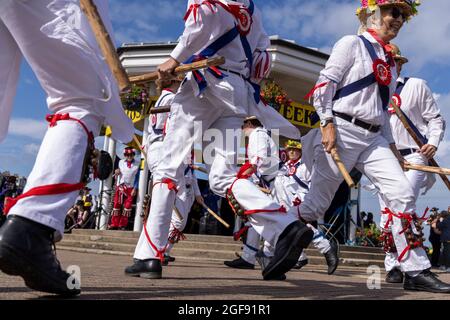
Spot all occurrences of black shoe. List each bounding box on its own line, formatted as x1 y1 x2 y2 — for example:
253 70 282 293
385 268 404 284
324 240 339 275
262 221 313 280
0 215 80 296
162 255 176 266
255 251 286 280
293 259 309 270
124 259 162 279
404 269 450 293
224 257 255 269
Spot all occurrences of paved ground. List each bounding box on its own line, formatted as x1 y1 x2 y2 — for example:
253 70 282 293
1 250 449 300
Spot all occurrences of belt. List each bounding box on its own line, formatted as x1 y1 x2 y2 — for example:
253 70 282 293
332 111 380 133
399 148 418 157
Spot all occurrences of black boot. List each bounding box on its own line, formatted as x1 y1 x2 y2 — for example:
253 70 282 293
262 221 313 280
124 258 162 279
293 259 309 270
255 251 286 280
224 257 254 269
0 215 80 296
324 240 339 275
385 268 404 283
404 269 450 293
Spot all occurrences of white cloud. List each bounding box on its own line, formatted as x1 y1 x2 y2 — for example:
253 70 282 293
23 143 40 155
110 1 184 44
395 0 450 72
8 118 47 141
260 0 358 47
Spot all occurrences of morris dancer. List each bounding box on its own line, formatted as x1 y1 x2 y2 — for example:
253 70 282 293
275 140 339 275
110 147 139 230
377 44 446 284
300 0 450 292
127 0 313 281
224 116 282 272
0 0 133 295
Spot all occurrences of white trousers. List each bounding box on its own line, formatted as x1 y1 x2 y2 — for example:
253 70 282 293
133 73 296 260
379 152 432 272
165 185 195 255
0 1 110 235
299 118 430 272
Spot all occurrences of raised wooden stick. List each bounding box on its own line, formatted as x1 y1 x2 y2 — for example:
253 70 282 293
200 203 230 229
191 165 208 174
404 163 450 176
129 56 226 84
390 99 450 190
149 106 171 114
80 0 130 92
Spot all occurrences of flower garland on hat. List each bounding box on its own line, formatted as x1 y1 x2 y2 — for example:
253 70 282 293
356 0 421 21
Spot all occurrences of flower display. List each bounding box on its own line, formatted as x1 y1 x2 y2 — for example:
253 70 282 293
121 84 149 112
260 81 293 112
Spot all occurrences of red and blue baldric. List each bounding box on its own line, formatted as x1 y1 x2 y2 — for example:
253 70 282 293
184 0 261 103
333 35 392 111
308 33 394 125
287 161 309 191
389 78 428 145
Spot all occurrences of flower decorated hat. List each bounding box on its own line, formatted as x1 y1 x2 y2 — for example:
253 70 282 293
388 43 409 64
285 140 302 150
357 0 420 20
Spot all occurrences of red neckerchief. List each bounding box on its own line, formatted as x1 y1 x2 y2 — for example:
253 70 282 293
126 160 133 168
367 29 395 66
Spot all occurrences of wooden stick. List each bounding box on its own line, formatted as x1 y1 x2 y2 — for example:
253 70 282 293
129 56 226 84
259 187 271 194
200 203 230 229
173 206 184 222
404 163 450 176
390 99 450 190
330 148 355 188
149 106 171 114
80 0 130 92
132 135 147 162
191 165 208 174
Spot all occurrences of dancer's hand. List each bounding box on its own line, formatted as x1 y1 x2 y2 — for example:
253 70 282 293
321 122 336 154
420 144 437 160
157 57 180 80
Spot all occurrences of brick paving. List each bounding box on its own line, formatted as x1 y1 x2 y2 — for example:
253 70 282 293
0 250 449 300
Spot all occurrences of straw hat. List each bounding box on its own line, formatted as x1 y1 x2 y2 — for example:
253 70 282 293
356 0 420 21
388 43 409 64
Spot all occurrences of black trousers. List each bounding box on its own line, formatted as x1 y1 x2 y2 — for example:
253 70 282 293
443 242 450 268
431 241 441 267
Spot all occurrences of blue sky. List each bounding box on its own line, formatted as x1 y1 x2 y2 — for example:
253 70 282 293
1 0 449 224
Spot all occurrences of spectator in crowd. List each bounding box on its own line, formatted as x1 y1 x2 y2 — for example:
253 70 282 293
66 200 89 230
436 210 450 272
364 212 375 229
428 208 442 268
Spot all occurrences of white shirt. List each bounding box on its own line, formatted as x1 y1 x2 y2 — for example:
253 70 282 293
146 89 175 145
280 159 311 202
171 0 270 77
247 127 280 181
118 159 139 187
390 77 445 150
313 32 398 143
